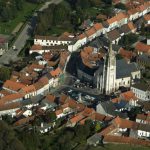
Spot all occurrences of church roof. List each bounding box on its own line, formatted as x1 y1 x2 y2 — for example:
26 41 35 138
116 59 139 79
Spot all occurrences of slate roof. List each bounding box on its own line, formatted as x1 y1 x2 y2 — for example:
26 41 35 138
107 29 120 42
97 101 128 118
131 83 150 91
87 133 102 144
137 54 150 63
116 59 139 79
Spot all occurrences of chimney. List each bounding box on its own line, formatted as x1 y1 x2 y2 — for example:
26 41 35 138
147 39 150 45
41 122 44 128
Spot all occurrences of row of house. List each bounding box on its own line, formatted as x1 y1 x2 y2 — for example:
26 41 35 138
68 1 150 52
87 116 150 146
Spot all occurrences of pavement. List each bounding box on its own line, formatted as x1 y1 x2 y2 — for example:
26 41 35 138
0 0 63 65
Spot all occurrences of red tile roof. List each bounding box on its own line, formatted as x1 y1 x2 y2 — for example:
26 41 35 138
20 85 36 94
55 109 63 116
46 94 56 103
135 42 150 53
85 27 96 37
50 67 62 77
103 135 150 146
119 48 133 60
70 114 85 124
81 107 95 117
3 80 26 92
93 23 103 31
14 116 35 126
120 91 137 101
0 93 23 104
113 116 138 129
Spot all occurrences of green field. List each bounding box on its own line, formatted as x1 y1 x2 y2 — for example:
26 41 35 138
0 1 40 35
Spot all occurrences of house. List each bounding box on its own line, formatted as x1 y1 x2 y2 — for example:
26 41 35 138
119 22 136 36
13 116 35 126
34 35 74 46
116 12 128 27
41 94 57 111
87 133 102 146
138 123 150 138
136 53 150 68
85 27 97 42
38 122 52 133
55 109 65 119
19 85 37 99
120 91 139 106
96 101 128 118
119 48 133 61
30 44 68 54
68 114 85 127
135 42 150 55
93 23 104 36
80 46 103 69
136 113 150 125
131 83 150 101
0 93 23 116
128 8 139 21
3 80 26 93
50 67 62 87
105 16 118 31
106 29 121 44
38 76 49 95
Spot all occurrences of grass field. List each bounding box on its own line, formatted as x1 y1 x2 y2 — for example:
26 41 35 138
0 1 40 35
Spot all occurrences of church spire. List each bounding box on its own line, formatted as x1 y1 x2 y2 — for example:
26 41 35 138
109 42 113 55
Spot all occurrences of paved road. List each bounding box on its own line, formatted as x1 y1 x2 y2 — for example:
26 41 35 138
0 0 63 65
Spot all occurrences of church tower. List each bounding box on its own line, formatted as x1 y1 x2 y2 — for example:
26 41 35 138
104 43 116 95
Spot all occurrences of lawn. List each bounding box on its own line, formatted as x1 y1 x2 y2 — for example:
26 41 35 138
85 7 101 17
47 23 74 36
0 1 40 35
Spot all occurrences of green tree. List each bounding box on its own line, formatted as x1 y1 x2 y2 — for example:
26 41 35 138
0 66 12 82
44 111 56 123
95 122 101 132
115 3 127 10
0 120 25 150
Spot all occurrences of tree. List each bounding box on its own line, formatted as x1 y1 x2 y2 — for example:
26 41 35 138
44 111 56 123
115 3 127 10
95 122 101 132
0 120 25 150
19 130 40 150
0 66 12 82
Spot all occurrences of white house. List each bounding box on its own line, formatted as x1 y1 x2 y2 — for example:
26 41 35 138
131 83 150 101
19 85 37 99
34 35 74 46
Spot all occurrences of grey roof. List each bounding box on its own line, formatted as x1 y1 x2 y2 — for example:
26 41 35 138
87 133 102 144
107 29 120 42
98 101 128 118
138 123 150 132
137 54 150 63
119 24 132 34
116 59 139 79
131 83 150 91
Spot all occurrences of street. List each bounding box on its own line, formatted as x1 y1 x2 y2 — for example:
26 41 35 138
0 0 63 65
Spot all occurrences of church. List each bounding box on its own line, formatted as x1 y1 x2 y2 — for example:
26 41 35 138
94 43 141 95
